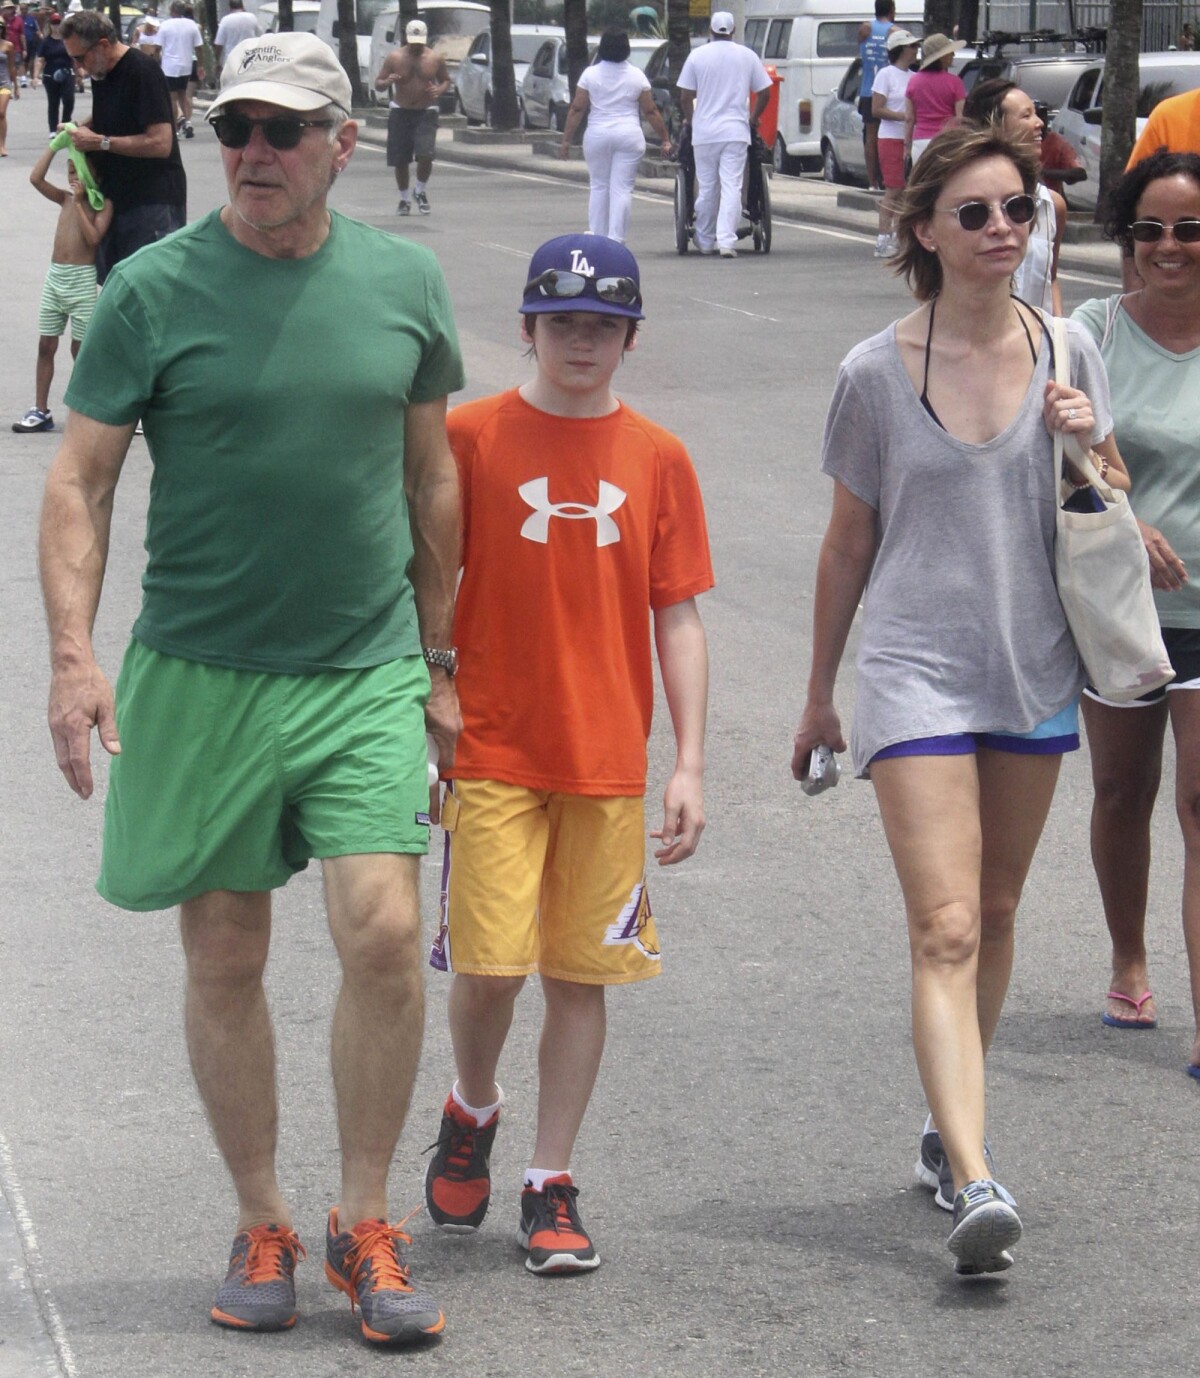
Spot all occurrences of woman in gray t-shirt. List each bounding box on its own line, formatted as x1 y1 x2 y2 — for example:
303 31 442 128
791 126 1126 1278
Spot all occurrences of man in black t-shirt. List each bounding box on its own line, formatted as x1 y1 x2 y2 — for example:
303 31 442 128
61 10 186 282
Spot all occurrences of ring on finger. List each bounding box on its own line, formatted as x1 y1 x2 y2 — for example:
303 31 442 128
1067 407 1077 421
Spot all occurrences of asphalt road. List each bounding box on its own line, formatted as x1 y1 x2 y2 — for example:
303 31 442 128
2 99 1196 1378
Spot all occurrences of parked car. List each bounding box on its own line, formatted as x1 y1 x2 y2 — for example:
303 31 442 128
640 35 704 142
258 0 321 34
366 0 489 108
819 54 868 184
521 35 596 131
1052 51 1200 210
455 23 563 125
957 48 1096 120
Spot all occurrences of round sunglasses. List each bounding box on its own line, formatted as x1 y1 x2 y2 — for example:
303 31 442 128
523 269 641 307
211 113 336 150
1130 218 1200 244
934 194 1038 232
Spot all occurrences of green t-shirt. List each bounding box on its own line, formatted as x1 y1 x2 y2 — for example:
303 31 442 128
1074 295 1200 627
65 209 465 673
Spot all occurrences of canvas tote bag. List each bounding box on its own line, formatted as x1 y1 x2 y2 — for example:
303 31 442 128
1050 314 1173 703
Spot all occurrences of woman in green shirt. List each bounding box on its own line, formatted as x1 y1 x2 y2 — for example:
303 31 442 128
1075 150 1200 1074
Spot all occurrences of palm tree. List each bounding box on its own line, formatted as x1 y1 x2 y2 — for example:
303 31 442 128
666 0 689 127
277 0 294 31
488 0 519 128
564 0 589 131
336 0 365 105
1099 0 1143 220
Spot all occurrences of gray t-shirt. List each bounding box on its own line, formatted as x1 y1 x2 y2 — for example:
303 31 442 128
822 317 1113 775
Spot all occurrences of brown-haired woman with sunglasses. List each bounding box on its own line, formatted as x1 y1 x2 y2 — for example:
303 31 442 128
1075 151 1200 1069
792 125 1128 1277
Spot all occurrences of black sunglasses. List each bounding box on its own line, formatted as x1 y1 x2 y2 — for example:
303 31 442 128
935 194 1038 232
523 269 641 307
1130 218 1200 244
211 113 336 150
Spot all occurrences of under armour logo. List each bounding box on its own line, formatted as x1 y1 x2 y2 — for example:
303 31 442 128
518 477 626 547
568 249 593 275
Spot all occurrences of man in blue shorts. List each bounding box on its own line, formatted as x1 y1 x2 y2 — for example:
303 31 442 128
38 32 465 1347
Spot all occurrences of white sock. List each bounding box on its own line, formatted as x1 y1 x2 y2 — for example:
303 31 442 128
415 179 427 194
923 1112 937 1135
399 189 412 203
451 1080 502 1128
524 1167 570 1192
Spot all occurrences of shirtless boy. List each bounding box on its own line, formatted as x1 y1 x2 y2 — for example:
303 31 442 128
374 19 450 215
13 142 112 433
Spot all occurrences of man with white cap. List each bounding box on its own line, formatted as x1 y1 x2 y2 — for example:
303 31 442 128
375 17 450 215
676 11 772 257
39 29 465 1347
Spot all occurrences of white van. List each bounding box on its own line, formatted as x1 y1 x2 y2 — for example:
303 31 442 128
367 0 489 106
744 0 923 171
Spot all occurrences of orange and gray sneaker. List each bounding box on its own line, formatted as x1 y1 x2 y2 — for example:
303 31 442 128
210 1223 306 1331
516 1175 600 1275
424 1092 499 1231
324 1209 445 1344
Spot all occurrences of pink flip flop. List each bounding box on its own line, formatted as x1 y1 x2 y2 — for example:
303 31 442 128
1101 990 1157 1030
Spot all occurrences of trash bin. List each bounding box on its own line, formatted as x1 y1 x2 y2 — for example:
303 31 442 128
756 63 783 151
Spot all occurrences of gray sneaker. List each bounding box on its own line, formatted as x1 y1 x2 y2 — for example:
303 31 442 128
915 1123 994 1211
947 1179 1021 1275
210 1224 305 1331
324 1210 444 1344
397 199 411 216
414 190 430 214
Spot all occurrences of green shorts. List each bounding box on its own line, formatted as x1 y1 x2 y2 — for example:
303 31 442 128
98 641 432 911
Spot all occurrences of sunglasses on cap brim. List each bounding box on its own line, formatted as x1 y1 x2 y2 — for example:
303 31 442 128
523 268 641 307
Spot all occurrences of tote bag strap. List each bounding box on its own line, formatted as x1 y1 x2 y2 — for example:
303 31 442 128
1049 312 1107 491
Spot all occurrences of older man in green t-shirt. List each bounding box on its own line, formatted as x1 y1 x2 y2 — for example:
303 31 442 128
38 32 464 1348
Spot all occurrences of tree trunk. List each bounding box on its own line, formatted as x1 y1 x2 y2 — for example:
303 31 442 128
336 0 365 106
666 0 690 123
923 0 956 38
277 0 294 32
489 0 519 129
108 0 121 35
564 0 588 96
398 0 419 33
1098 0 1143 222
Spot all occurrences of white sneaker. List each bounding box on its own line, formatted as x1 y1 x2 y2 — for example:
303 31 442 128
874 234 889 258
718 247 737 259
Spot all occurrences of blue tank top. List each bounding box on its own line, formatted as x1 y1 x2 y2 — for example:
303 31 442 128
859 18 892 98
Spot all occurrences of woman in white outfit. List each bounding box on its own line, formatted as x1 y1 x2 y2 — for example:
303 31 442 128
560 29 671 243
964 78 1066 314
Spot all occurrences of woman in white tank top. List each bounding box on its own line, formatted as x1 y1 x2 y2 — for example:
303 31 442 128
559 29 671 243
963 78 1066 313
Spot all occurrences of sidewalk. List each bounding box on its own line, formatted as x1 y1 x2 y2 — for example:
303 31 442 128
354 109 1121 280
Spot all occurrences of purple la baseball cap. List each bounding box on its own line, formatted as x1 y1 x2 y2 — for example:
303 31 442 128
520 234 644 321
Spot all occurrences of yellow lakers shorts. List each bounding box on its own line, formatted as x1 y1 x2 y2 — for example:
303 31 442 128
429 778 660 985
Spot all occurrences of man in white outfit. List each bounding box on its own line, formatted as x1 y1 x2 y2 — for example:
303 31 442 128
676 12 771 258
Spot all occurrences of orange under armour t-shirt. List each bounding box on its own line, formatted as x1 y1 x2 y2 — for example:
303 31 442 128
1128 88 1200 167
446 389 714 796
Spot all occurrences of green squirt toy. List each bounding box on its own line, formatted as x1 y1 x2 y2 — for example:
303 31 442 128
48 124 106 211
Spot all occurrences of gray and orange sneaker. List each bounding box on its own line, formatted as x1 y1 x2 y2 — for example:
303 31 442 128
324 1209 445 1344
210 1223 306 1331
516 1175 600 1275
424 1093 499 1231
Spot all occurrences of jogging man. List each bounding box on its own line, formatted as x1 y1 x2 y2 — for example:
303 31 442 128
375 18 449 215
39 31 464 1347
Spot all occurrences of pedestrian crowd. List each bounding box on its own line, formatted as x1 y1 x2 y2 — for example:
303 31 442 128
7 5 1200 1352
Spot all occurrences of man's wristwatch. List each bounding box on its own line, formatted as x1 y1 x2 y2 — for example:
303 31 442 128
100 136 111 151
422 646 458 678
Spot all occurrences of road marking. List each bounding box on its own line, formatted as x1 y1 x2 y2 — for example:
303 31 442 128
475 241 533 259
689 296 782 323
0 1130 78 1378
1059 268 1121 286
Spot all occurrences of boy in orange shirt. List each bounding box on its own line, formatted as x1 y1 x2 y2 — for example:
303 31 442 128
425 234 712 1274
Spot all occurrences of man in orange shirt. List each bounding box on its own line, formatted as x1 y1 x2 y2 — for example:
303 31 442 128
423 234 713 1275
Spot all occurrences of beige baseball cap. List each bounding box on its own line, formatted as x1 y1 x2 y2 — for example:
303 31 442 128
207 31 353 115
405 18 427 41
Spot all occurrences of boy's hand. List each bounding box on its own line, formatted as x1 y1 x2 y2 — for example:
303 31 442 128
651 766 704 865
